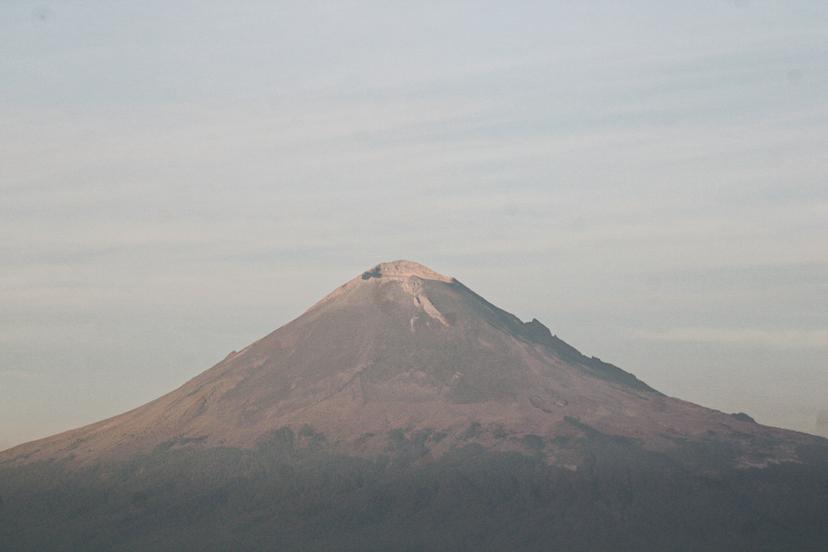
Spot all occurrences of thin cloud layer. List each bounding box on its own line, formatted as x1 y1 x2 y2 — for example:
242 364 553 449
634 328 828 349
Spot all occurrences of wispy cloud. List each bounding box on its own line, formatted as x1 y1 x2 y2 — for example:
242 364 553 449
633 327 828 349
0 368 47 381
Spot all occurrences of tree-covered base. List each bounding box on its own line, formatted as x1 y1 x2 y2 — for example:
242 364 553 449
2 433 828 552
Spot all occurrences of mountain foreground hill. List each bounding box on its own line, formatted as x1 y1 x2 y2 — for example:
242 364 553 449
1 261 827 551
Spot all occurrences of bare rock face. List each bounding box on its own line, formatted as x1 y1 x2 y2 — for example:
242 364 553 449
1 260 821 470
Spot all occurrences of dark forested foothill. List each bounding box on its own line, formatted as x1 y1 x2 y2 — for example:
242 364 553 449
2 435 828 552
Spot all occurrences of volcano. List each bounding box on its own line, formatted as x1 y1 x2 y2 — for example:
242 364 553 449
2 260 827 551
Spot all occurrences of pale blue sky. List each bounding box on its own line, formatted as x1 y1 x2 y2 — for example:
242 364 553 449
2 1 827 449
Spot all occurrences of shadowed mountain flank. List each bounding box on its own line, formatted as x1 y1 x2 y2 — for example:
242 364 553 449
2 260 827 551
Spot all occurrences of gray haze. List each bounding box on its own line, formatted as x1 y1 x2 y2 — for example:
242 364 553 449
1 1 827 449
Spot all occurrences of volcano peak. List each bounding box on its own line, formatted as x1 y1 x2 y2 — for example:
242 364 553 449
361 260 453 282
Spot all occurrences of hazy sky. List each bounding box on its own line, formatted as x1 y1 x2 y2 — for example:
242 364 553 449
2 1 827 449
